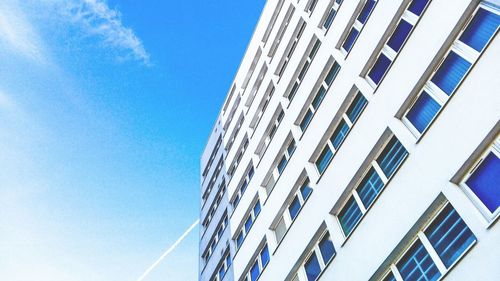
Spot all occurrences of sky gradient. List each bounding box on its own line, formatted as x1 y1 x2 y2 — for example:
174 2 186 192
0 0 265 280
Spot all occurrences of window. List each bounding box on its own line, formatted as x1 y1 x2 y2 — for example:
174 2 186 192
277 21 307 78
202 156 224 203
256 108 284 160
288 39 321 101
337 135 408 237
306 0 319 14
232 163 255 209
314 91 368 175
251 84 275 132
293 231 336 281
365 0 431 88
243 244 270 281
269 5 295 58
403 4 500 136
264 136 297 194
273 178 313 244
202 181 226 233
340 0 378 54
299 62 341 132
235 199 261 250
228 136 249 178
460 137 500 222
378 203 476 281
202 212 229 264
211 251 232 281
321 0 344 31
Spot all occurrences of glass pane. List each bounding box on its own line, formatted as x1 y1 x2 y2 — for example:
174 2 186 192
387 19 413 52
288 196 302 220
250 260 260 281
466 152 500 213
368 53 392 85
342 28 359 52
287 140 297 156
305 252 322 281
298 61 310 81
331 120 350 150
397 239 441 281
356 168 384 208
407 0 430 16
310 40 321 58
219 266 225 280
300 110 314 131
325 62 341 86
311 86 327 109
300 180 313 200
431 51 472 96
323 8 336 30
275 217 287 243
277 155 288 174
406 91 441 133
319 233 336 264
376 137 408 178
289 82 299 101
339 196 363 236
316 146 333 174
254 201 261 216
237 232 244 248
346 93 368 123
245 216 253 233
260 245 270 267
459 7 500 52
425 204 476 268
226 254 232 267
357 0 376 24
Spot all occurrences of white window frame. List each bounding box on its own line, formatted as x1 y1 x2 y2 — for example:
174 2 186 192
235 199 261 251
294 231 336 281
242 243 269 281
402 3 499 139
459 137 500 224
320 0 344 32
340 0 379 56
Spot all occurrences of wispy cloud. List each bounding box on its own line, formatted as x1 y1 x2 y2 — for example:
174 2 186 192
57 0 150 64
0 0 46 62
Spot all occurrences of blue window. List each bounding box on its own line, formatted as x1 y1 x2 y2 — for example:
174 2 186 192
431 51 472 96
301 110 314 131
245 216 253 233
330 120 350 150
376 137 408 178
254 201 261 216
459 7 500 52
277 156 287 174
368 53 391 85
342 28 359 52
425 204 476 268
396 239 441 281
465 152 500 213
357 0 376 24
323 8 336 30
287 140 296 156
305 253 321 281
237 232 244 248
387 19 413 52
406 91 441 133
356 168 384 208
407 0 430 16
311 86 327 109
260 245 270 267
316 146 333 174
325 62 341 86
346 93 368 123
288 196 302 220
300 180 313 200
250 261 260 281
339 196 363 236
319 233 336 264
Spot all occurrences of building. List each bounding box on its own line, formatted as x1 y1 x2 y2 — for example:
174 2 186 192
199 0 500 280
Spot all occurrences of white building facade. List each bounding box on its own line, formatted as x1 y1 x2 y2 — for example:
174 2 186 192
199 0 500 281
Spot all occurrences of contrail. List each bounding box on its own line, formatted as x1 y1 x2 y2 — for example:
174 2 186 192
135 219 199 281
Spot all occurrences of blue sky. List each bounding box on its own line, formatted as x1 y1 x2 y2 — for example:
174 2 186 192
0 0 265 280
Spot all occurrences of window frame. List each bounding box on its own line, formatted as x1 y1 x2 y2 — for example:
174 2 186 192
401 3 499 139
339 0 379 56
293 230 336 281
320 0 345 32
235 199 262 251
459 137 500 224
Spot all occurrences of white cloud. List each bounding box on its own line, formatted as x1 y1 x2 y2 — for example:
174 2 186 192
57 0 150 64
0 0 46 62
